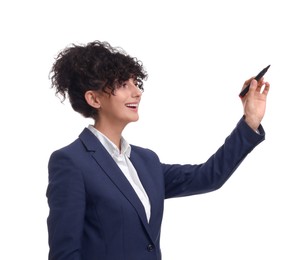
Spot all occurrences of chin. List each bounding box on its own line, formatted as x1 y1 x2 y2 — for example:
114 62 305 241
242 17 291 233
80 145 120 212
125 116 139 124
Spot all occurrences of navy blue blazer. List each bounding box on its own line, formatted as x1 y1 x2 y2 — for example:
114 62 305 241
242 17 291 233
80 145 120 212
47 118 265 260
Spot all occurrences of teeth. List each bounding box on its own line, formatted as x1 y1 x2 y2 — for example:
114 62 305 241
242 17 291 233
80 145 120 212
126 104 138 107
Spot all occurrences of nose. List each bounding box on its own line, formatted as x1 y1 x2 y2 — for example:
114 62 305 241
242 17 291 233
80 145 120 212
133 86 142 97
130 80 142 97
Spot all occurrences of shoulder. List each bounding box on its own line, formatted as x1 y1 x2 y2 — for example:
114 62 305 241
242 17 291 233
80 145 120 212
49 128 97 161
50 138 84 157
48 138 85 171
48 128 95 169
130 144 160 161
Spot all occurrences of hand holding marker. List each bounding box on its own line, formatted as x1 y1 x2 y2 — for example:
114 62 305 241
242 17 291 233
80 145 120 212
239 65 270 98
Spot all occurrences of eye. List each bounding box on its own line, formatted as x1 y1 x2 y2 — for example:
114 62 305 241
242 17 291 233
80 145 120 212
133 79 139 87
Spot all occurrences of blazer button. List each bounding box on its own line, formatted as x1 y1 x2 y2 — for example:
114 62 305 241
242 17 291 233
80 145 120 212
147 244 154 252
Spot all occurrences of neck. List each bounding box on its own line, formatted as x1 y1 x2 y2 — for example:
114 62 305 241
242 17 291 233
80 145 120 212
94 120 126 151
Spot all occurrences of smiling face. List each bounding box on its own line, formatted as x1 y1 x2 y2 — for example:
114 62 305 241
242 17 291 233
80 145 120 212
85 78 143 133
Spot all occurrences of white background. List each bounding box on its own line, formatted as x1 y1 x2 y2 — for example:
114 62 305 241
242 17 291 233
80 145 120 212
1 0 304 259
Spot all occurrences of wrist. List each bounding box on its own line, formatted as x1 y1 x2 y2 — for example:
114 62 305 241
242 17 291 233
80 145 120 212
243 115 260 132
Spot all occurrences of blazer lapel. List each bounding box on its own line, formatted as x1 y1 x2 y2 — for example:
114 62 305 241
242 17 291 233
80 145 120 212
79 128 154 241
129 150 164 239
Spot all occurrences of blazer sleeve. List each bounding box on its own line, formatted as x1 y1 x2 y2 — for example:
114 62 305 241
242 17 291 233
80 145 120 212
46 149 86 260
163 117 265 199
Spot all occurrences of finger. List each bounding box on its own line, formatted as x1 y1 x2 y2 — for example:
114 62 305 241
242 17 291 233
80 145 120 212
261 82 270 96
248 79 258 96
256 83 263 93
241 77 254 92
258 77 265 85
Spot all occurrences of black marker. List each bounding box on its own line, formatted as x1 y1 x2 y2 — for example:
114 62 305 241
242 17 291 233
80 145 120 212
239 65 270 98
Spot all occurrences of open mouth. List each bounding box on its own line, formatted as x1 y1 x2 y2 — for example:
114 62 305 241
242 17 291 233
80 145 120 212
125 103 138 109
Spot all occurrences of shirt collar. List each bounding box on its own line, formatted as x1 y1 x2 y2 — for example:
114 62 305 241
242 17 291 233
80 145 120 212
87 125 131 158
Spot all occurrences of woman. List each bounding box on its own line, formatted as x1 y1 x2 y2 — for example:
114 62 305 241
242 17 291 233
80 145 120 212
46 40 270 260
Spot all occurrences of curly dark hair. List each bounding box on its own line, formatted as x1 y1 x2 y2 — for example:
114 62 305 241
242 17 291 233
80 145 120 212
49 40 148 119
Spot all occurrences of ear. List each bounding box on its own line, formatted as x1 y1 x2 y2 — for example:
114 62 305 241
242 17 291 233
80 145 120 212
84 90 101 109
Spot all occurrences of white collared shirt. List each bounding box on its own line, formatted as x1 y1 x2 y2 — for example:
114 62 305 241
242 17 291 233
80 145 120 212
88 125 151 222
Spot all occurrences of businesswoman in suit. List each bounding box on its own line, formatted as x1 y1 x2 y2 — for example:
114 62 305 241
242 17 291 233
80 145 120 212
47 41 270 260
